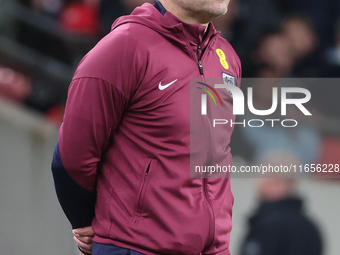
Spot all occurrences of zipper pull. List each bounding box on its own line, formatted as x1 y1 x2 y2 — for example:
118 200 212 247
198 60 204 75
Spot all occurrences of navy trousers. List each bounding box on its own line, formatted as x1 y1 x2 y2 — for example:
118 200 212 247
93 242 144 255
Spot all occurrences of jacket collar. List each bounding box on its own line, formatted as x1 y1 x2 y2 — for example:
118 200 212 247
153 0 218 47
154 0 167 15
112 3 219 54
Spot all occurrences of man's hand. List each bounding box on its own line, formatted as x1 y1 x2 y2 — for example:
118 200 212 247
72 226 94 255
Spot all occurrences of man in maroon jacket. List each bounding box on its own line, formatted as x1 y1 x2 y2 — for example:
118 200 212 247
52 0 241 254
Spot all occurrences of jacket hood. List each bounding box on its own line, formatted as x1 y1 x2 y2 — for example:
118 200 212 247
111 3 220 51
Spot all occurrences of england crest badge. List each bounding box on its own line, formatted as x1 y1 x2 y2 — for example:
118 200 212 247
222 72 236 97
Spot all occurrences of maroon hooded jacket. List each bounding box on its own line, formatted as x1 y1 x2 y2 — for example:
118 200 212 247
52 2 241 255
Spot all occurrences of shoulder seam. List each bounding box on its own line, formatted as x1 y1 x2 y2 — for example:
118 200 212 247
71 77 129 100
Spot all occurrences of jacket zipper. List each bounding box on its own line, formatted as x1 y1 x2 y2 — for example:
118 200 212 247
202 177 216 254
197 45 204 75
198 60 204 75
196 41 216 167
196 42 216 252
196 37 217 165
135 161 151 222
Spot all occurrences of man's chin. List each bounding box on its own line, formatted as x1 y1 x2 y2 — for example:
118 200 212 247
211 5 229 17
210 8 229 21
220 8 228 16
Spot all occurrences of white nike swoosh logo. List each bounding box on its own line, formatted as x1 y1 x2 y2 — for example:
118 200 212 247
158 79 178 90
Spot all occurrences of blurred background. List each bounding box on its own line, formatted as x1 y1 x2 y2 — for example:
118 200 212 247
0 0 339 254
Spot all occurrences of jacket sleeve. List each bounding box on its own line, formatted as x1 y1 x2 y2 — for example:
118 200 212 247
52 77 129 228
52 140 96 229
51 26 143 228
